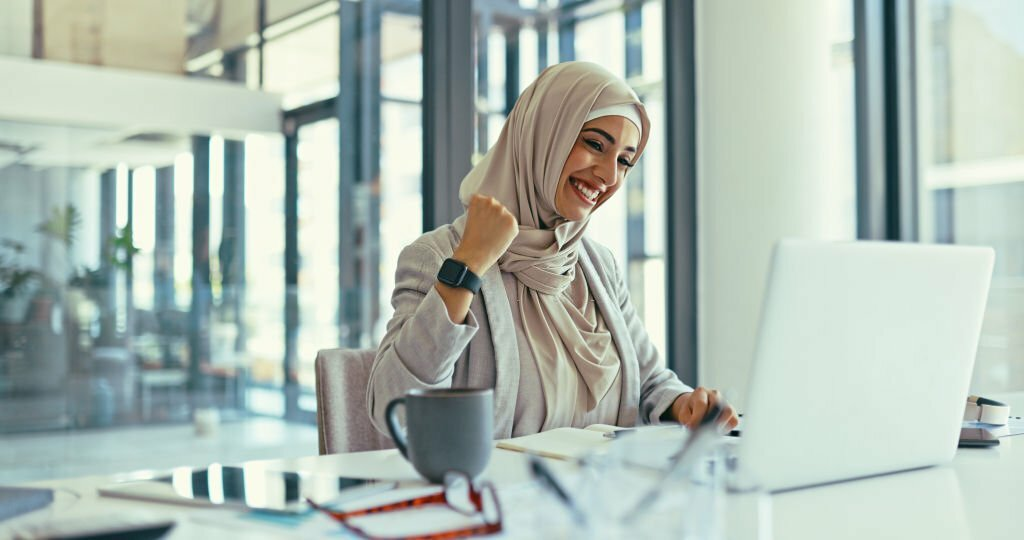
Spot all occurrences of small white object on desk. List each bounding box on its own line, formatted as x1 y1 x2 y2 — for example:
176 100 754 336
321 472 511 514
963 395 1011 425
194 408 220 437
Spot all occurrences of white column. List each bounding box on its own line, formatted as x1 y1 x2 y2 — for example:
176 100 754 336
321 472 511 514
0 0 32 58
696 0 846 408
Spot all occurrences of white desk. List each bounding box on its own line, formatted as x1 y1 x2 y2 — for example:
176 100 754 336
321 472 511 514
773 436 1021 539
5 405 1024 539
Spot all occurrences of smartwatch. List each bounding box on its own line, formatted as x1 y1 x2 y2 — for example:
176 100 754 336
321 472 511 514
436 258 483 294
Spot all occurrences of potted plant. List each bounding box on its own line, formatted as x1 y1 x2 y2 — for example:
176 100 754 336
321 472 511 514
0 239 42 323
1 204 82 324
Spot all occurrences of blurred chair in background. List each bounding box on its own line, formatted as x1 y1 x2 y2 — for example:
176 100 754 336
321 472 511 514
315 348 393 454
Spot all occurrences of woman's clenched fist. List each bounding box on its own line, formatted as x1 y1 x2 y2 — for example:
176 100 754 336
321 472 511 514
453 194 519 275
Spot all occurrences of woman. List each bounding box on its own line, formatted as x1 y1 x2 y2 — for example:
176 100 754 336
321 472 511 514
368 61 738 438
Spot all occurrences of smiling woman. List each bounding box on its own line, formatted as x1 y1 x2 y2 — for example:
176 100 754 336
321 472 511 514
555 115 641 222
367 61 738 438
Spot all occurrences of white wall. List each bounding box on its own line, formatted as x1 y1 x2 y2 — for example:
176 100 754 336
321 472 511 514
0 0 32 58
696 0 851 409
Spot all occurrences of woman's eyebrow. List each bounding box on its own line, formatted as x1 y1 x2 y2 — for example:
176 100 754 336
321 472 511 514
582 128 637 153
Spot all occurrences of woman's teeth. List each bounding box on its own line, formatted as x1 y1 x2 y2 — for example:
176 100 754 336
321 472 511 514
570 178 599 201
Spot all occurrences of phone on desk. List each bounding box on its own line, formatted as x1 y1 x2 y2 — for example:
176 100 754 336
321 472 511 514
958 427 999 448
99 465 395 514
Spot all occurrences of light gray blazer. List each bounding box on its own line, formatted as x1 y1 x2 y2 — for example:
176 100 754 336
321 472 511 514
367 225 692 438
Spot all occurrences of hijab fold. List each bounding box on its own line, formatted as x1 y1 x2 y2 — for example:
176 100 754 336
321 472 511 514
453 62 651 428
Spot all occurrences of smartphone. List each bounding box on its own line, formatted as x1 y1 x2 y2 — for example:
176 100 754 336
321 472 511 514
958 427 1000 448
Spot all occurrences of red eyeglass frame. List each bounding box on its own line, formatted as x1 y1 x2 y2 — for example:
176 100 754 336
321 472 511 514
306 473 503 540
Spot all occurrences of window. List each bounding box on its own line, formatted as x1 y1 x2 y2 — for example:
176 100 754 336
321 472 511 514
244 134 287 387
916 0 1024 393
376 9 425 342
273 2 426 409
473 0 670 360
263 14 340 110
295 119 341 390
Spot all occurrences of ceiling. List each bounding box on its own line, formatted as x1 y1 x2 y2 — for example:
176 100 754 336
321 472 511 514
0 120 191 171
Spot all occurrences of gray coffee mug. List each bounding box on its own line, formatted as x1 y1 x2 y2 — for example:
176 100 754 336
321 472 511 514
385 388 493 483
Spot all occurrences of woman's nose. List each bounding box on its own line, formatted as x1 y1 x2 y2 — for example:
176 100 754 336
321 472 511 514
593 156 619 186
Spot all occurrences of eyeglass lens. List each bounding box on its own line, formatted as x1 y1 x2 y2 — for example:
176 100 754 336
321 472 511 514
443 472 476 515
479 485 500 525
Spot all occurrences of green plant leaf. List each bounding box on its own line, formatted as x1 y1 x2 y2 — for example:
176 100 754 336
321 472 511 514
109 225 140 270
35 204 81 249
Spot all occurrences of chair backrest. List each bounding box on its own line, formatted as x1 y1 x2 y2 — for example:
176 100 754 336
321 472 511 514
315 348 395 454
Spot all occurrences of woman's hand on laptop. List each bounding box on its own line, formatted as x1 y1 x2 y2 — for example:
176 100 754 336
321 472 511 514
669 387 739 431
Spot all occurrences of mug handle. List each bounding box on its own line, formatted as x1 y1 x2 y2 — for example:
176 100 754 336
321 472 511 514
385 397 409 458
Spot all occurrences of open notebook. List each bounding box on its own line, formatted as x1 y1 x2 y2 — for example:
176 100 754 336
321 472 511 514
496 426 613 461
495 425 680 462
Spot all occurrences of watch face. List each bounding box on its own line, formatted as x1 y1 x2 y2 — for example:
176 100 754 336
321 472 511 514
438 259 467 285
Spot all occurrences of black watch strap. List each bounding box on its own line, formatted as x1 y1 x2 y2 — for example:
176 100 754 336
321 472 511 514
437 258 483 294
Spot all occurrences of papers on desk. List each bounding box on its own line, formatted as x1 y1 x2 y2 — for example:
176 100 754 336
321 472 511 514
0 487 53 522
8 511 176 540
964 417 1024 438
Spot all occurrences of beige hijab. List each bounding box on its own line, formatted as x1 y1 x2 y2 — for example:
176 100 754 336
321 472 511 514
453 62 651 428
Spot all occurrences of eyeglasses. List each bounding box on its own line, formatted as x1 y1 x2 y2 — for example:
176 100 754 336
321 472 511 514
306 471 503 540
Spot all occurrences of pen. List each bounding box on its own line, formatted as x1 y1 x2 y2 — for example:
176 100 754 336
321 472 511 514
626 402 725 521
528 455 588 525
605 407 734 438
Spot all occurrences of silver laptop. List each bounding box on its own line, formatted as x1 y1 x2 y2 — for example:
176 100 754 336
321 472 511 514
735 240 994 492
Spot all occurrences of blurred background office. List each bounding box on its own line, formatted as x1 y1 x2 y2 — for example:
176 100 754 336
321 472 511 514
1 0 1022 481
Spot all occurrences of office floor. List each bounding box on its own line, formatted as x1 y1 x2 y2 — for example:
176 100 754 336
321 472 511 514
0 417 319 484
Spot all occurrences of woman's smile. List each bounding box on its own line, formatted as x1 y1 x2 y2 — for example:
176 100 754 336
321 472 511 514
568 177 600 205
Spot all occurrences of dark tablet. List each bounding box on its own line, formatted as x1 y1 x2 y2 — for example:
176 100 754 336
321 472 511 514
99 465 395 514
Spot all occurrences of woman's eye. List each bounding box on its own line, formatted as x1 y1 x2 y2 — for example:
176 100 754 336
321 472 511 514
585 139 602 151
619 157 634 168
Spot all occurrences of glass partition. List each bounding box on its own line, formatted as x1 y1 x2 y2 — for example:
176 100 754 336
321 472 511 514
0 119 277 431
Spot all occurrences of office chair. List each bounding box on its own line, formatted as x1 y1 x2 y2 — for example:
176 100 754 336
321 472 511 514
314 348 394 454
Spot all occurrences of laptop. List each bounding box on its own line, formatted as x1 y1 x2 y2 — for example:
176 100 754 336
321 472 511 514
734 240 994 492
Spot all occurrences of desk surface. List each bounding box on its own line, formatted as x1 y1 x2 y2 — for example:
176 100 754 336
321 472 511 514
6 403 1024 539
